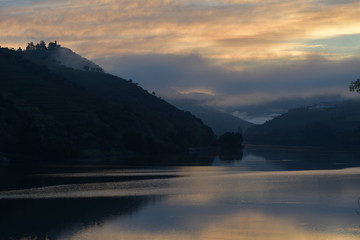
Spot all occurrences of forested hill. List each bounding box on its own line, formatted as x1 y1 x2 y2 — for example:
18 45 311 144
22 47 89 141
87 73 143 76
245 101 360 148
0 46 215 161
22 40 103 72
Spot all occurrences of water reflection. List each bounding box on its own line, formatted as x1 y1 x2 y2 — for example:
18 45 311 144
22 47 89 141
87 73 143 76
245 146 360 170
63 167 359 240
1 166 359 239
1 148 360 240
63 211 360 240
0 196 160 240
218 148 243 161
0 151 217 192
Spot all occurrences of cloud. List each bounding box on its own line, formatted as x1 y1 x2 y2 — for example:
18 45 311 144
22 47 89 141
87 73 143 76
2 0 360 121
97 53 360 121
99 53 360 96
1 0 360 64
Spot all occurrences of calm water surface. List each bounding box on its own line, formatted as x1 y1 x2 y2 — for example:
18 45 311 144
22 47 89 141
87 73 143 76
1 147 360 240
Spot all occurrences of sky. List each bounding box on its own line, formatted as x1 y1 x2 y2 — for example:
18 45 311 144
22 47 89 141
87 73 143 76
1 0 360 122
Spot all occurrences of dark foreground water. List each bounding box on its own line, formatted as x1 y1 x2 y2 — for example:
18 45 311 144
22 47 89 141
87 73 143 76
1 147 360 240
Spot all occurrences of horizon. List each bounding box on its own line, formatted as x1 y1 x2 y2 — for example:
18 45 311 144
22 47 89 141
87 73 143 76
1 0 360 122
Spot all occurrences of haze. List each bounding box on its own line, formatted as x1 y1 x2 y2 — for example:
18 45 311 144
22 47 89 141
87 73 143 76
2 0 360 122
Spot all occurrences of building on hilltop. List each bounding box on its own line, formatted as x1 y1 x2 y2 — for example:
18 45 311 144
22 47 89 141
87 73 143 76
48 40 61 49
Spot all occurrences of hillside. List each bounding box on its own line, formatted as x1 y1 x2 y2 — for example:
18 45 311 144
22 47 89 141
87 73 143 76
22 41 103 72
0 46 215 161
245 101 360 148
169 99 254 136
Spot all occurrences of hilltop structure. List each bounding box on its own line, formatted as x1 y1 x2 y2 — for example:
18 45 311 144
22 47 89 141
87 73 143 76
48 40 61 49
22 40 104 73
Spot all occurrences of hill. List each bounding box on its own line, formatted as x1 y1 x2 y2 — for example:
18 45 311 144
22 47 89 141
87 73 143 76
245 101 360 148
169 99 254 136
0 45 215 161
22 41 103 72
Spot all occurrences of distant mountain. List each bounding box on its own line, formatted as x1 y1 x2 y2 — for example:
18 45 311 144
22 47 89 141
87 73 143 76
0 45 215 161
169 99 254 136
245 101 360 148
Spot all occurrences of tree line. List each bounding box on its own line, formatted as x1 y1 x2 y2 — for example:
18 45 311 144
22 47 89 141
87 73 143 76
25 40 61 51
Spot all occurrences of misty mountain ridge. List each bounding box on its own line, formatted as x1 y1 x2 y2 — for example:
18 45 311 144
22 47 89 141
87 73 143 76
245 100 360 148
22 41 103 72
306 101 340 111
169 98 254 136
0 44 215 161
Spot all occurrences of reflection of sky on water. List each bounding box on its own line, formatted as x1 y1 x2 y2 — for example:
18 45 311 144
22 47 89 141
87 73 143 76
1 166 359 240
213 153 284 171
59 167 360 240
64 212 360 240
221 147 360 171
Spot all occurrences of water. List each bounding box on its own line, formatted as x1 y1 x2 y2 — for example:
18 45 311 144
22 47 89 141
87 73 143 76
1 147 360 240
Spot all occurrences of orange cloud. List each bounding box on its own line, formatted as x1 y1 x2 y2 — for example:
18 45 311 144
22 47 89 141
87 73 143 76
1 0 360 67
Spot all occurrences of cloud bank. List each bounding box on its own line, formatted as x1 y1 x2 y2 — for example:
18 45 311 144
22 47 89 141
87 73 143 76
1 0 360 121
98 53 360 109
2 0 360 63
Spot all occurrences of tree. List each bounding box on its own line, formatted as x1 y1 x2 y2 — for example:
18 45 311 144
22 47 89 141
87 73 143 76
350 77 360 93
35 40 47 51
218 132 243 149
96 67 103 73
39 40 47 50
26 42 35 51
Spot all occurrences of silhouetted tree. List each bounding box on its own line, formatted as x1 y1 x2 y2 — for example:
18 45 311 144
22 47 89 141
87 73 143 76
350 77 360 93
218 132 243 149
95 67 103 73
39 40 47 50
35 40 47 51
26 42 36 51
26 41 47 51
83 66 90 71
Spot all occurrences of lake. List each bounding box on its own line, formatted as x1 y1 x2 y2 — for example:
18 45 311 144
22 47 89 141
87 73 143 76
1 146 360 240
